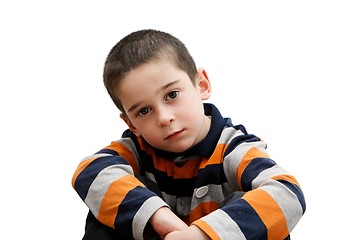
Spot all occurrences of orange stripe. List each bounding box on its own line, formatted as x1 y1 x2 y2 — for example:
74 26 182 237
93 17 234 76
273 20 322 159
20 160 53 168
200 144 226 168
97 174 144 228
106 142 140 174
153 155 202 179
155 157 175 175
137 137 208 179
193 219 221 240
128 138 226 178
72 140 142 187
71 157 98 187
190 201 220 223
153 143 226 179
243 189 288 239
137 137 155 155
272 174 301 188
172 159 201 178
236 147 269 190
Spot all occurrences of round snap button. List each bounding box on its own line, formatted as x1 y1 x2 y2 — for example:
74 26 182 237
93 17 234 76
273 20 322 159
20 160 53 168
195 186 209 199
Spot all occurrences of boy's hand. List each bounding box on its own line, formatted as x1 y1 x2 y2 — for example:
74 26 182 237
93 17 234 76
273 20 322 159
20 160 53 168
164 225 211 240
149 206 188 238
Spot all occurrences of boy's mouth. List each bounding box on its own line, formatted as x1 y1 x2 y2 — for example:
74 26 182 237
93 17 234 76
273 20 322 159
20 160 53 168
165 129 185 140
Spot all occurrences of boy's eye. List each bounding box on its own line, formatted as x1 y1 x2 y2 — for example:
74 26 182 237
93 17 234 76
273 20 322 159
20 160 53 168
137 107 151 116
166 91 179 100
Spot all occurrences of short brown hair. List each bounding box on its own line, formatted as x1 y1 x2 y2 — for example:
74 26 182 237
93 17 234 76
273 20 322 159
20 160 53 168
103 29 197 113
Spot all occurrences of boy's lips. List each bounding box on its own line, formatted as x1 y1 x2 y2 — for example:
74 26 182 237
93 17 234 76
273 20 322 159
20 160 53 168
165 129 185 140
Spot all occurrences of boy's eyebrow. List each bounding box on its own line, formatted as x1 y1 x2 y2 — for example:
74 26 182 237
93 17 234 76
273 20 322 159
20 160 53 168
127 101 143 113
127 80 180 113
159 80 179 92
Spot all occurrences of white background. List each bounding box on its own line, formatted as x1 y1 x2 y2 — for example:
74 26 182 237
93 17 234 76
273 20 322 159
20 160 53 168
1 1 355 239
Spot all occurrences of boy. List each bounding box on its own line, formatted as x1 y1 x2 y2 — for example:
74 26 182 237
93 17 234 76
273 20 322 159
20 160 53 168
72 29 306 240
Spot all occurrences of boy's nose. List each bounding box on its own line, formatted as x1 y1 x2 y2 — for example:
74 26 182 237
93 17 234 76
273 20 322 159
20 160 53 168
157 110 175 127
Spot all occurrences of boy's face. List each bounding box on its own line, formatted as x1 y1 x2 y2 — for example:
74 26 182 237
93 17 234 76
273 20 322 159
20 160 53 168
117 60 212 153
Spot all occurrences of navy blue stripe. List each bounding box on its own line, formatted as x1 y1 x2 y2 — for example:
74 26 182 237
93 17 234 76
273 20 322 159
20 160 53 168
223 198 267 240
115 186 156 238
279 179 306 213
241 158 276 191
74 155 130 200
139 151 196 197
96 148 119 155
195 163 227 187
154 170 196 197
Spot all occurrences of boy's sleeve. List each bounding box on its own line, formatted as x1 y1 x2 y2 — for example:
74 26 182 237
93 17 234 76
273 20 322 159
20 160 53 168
71 138 168 240
192 136 306 240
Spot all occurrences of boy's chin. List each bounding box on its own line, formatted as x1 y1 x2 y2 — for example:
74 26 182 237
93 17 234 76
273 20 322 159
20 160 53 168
164 144 192 154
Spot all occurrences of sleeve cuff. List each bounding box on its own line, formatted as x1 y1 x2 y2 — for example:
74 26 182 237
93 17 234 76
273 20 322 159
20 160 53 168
132 196 169 240
192 209 245 240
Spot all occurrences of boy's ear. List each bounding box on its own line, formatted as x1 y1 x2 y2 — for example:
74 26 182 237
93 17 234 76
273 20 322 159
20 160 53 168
196 68 211 100
120 113 141 137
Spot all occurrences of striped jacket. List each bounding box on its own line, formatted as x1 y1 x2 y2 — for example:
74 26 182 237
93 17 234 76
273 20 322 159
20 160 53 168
72 103 306 240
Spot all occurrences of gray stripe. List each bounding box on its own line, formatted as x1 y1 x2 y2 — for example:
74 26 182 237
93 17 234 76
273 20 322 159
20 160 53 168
132 196 168 240
199 209 247 239
117 138 142 173
252 164 289 189
85 164 133 216
160 192 192 217
261 179 304 232
191 184 226 210
223 141 266 190
218 127 244 145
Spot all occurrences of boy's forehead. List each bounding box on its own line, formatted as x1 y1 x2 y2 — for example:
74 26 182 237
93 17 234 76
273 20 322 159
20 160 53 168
125 60 181 81
117 60 190 94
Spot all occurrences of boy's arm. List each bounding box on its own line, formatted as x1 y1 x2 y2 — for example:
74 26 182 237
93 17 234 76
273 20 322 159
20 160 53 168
149 206 189 239
71 140 168 240
193 137 306 239
150 207 211 240
164 225 210 240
